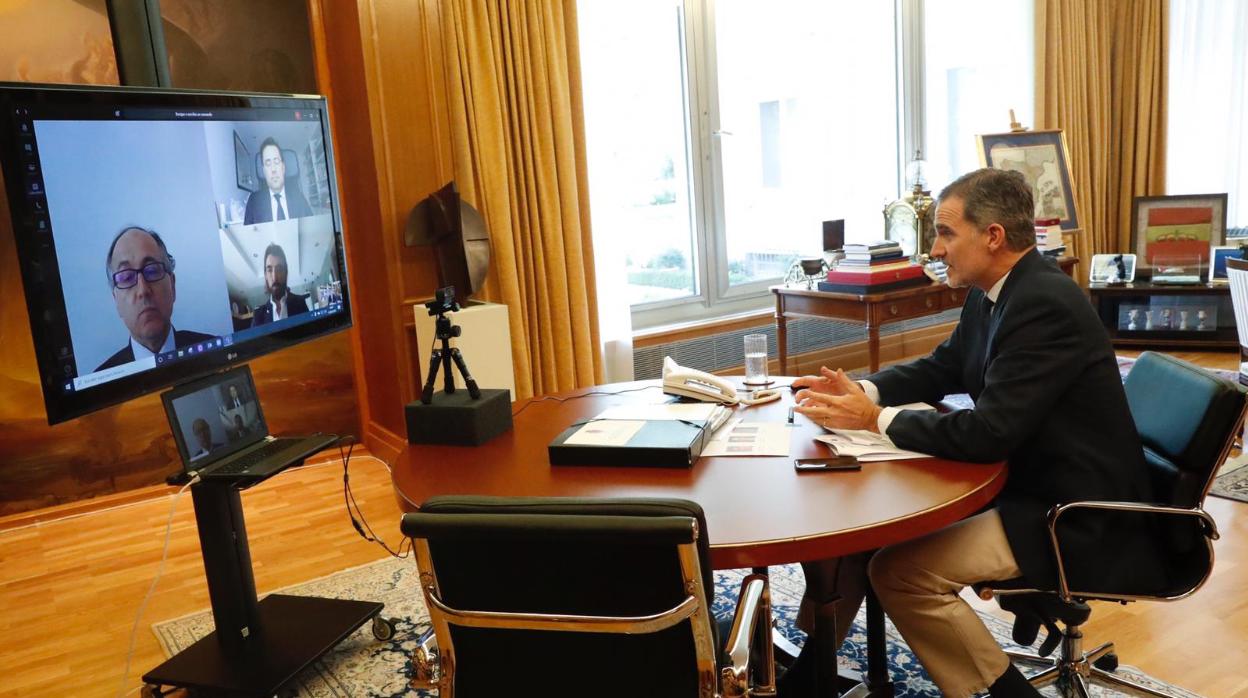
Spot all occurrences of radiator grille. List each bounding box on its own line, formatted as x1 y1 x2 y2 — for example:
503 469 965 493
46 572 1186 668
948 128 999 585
633 309 959 379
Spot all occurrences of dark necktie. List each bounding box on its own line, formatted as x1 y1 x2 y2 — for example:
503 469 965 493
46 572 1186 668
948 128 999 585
274 192 286 221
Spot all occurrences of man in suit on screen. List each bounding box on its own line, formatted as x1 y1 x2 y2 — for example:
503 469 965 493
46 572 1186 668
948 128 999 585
783 169 1164 698
243 137 313 224
96 226 213 371
251 242 309 327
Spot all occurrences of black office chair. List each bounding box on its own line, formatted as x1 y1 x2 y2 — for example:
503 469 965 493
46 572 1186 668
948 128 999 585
978 351 1248 697
399 496 773 698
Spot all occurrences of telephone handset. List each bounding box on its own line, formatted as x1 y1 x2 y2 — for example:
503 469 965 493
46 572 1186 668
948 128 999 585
662 357 738 403
661 357 781 406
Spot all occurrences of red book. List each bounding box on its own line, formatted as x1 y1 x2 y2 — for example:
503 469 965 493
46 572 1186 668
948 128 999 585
823 264 926 285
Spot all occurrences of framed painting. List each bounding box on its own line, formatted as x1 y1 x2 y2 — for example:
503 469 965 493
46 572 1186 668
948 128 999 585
976 129 1079 233
1129 194 1228 278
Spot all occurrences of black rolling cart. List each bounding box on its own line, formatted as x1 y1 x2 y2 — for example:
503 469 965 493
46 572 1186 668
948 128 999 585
141 477 391 697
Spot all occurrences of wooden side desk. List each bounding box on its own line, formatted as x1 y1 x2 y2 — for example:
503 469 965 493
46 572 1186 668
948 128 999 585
772 256 1077 374
390 381 1006 696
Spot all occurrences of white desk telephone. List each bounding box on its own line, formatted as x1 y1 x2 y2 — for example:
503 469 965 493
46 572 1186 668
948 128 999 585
662 357 780 406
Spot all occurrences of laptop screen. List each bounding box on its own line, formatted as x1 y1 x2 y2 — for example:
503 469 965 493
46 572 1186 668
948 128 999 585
163 366 267 469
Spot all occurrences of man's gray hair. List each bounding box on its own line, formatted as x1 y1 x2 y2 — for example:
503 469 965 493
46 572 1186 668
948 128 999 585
104 226 175 287
937 168 1036 252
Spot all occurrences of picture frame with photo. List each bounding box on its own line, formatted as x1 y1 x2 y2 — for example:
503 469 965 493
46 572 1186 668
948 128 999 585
1209 245 1243 283
1129 193 1228 278
976 129 1079 233
1089 253 1136 284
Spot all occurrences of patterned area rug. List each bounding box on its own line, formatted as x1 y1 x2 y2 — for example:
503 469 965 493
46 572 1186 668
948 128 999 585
152 557 1199 697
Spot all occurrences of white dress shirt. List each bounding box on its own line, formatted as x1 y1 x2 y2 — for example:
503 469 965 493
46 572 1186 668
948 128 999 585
865 270 1013 437
270 188 289 221
130 327 176 362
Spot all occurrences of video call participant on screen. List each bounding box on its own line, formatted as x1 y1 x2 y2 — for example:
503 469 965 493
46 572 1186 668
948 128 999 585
251 242 309 327
243 137 312 224
190 417 223 461
96 226 214 372
228 413 250 442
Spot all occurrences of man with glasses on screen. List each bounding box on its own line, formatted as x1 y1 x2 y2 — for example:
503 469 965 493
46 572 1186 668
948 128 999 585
243 137 313 225
95 226 214 372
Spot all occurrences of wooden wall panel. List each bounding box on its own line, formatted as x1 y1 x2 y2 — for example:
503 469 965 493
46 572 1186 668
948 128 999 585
312 0 454 463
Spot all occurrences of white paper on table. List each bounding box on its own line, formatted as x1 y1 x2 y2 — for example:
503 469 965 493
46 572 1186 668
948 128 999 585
701 418 793 457
815 428 932 462
563 420 646 446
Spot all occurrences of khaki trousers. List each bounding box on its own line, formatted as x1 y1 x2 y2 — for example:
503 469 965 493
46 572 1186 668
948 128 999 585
868 509 1022 698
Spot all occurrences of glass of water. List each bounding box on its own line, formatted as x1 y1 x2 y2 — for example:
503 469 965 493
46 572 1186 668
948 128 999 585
743 333 770 385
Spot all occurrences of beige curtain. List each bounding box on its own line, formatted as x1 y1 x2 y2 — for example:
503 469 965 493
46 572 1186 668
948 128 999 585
440 0 603 399
1036 0 1168 270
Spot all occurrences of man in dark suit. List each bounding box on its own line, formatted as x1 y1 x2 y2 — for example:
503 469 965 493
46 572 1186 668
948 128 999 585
787 169 1162 698
96 226 214 371
251 242 310 327
243 137 313 224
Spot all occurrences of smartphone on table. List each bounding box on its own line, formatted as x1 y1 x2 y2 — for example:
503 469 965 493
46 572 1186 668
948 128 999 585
793 456 861 471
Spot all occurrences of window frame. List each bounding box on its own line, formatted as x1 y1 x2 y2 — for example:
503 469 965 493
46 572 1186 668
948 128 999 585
629 0 925 330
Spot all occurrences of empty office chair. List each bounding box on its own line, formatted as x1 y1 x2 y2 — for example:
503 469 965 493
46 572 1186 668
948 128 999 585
400 496 772 698
1225 257 1248 385
978 351 1247 697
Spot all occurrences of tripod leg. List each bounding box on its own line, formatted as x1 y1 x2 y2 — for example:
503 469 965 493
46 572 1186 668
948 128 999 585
449 348 482 399
441 342 456 394
421 349 442 404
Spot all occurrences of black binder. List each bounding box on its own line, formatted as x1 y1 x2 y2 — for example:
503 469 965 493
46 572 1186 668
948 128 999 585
548 418 710 468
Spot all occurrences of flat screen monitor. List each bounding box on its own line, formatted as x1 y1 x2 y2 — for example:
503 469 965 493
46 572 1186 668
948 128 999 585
0 83 351 424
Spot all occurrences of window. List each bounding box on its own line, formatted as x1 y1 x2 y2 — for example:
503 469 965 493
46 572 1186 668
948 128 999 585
580 0 1034 329
1167 0 1248 234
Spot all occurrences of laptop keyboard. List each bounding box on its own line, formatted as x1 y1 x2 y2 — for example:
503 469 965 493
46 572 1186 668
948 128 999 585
213 439 299 474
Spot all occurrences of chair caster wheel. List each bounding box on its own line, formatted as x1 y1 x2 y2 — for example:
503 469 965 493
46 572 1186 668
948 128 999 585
372 615 397 641
1094 652 1119 672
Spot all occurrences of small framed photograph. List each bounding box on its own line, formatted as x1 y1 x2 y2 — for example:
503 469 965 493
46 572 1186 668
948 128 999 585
976 129 1079 233
1209 245 1242 283
1117 304 1148 331
1089 253 1136 284
1129 193 1228 278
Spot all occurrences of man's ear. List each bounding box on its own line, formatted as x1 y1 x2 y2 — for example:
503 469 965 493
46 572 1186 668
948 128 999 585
170 272 177 302
984 223 1008 251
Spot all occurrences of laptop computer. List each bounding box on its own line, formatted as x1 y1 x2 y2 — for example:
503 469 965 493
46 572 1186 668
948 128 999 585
162 365 338 482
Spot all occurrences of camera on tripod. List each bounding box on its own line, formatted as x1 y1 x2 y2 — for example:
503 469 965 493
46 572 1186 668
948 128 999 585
420 285 481 404
425 286 460 317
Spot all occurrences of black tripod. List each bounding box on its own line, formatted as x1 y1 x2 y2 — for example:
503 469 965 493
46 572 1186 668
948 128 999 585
421 289 481 405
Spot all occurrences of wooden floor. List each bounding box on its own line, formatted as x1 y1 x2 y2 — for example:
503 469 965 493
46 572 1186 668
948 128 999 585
1 349 1245 697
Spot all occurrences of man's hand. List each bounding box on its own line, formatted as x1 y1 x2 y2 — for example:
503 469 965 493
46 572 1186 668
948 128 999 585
794 368 883 433
790 366 850 396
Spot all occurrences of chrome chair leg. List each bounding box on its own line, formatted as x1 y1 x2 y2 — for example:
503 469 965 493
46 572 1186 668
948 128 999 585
1004 648 1052 665
1070 672 1091 698
1091 666 1184 698
1027 664 1061 689
1082 641 1114 665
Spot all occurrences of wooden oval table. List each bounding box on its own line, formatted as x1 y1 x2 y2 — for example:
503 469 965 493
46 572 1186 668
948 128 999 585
391 379 1006 696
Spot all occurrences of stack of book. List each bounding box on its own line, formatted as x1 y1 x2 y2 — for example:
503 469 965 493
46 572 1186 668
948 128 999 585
1035 218 1066 257
818 241 928 293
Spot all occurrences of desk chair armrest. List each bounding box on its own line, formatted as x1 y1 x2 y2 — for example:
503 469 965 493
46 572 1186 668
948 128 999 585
1046 500 1219 599
721 573 768 697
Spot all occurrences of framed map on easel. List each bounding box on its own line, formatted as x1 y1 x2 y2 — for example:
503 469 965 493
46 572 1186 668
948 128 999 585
976 129 1080 233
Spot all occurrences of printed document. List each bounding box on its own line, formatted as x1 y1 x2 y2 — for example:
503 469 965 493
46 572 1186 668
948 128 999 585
815 429 931 461
563 420 646 446
702 418 792 457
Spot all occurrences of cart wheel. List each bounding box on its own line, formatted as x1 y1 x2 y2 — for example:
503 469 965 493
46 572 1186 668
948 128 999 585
372 615 396 641
1093 652 1119 672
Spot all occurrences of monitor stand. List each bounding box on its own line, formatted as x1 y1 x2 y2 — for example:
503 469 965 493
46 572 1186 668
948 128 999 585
141 480 386 696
